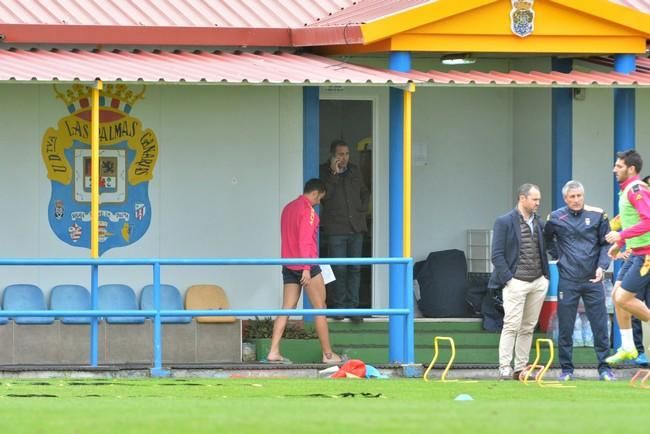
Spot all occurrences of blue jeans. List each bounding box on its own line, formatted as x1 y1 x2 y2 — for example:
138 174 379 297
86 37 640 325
327 233 363 309
557 279 610 373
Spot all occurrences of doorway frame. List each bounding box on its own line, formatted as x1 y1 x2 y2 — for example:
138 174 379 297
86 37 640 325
319 91 382 308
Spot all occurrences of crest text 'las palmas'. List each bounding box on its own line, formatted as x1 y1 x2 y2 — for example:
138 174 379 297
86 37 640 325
42 84 158 255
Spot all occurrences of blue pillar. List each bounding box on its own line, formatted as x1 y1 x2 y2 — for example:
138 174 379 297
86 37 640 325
390 52 412 73
389 87 404 363
90 264 98 366
551 57 573 210
150 262 170 377
388 51 411 363
302 87 320 316
613 54 636 210
612 54 637 349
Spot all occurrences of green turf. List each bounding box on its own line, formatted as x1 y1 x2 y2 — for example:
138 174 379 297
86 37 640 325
1 378 649 434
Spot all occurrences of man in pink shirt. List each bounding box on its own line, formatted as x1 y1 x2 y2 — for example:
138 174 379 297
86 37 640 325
265 178 344 365
605 150 650 364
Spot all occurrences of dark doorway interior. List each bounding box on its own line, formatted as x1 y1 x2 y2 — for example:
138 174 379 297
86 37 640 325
319 99 373 308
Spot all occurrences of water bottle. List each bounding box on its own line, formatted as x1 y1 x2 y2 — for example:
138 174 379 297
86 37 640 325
548 310 559 344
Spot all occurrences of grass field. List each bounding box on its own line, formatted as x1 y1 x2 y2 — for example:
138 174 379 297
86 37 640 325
1 377 649 434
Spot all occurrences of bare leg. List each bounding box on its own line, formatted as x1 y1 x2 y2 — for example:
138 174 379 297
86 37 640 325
303 274 342 362
613 283 632 329
267 283 300 361
615 287 650 322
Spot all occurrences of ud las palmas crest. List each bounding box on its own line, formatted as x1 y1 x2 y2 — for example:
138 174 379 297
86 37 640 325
41 84 158 255
510 0 535 38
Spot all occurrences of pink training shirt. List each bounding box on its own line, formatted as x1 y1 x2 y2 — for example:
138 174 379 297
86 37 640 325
281 195 319 271
618 175 650 255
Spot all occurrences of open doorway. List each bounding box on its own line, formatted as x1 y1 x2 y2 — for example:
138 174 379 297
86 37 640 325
319 99 373 309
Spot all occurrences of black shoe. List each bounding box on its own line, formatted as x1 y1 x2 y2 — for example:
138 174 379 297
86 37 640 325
348 316 364 323
512 370 522 380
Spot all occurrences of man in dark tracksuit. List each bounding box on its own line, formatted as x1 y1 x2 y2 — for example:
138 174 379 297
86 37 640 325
320 139 370 319
544 180 614 381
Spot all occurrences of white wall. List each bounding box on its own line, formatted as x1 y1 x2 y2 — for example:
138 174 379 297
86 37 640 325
0 84 303 310
410 87 515 262
572 88 615 214
512 88 552 218
573 88 650 216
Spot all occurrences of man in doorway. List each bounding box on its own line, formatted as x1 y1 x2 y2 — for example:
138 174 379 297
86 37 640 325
544 180 614 381
265 178 344 364
605 149 650 364
489 184 549 379
320 139 370 321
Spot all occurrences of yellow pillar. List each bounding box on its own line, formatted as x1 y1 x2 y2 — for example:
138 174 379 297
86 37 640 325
90 80 103 258
403 83 415 258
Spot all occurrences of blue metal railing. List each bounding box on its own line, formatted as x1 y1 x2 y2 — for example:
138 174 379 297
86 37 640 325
0 257 414 375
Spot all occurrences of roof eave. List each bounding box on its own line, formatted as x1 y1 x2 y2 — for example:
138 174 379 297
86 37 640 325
0 24 292 47
291 25 364 47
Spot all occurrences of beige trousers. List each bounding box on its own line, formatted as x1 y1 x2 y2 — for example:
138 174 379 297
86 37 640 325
498 276 548 371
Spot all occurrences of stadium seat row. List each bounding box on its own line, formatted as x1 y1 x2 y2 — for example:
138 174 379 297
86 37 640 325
0 283 234 325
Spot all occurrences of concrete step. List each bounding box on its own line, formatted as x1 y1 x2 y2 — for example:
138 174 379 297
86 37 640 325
326 319 605 366
330 330 501 346
328 319 484 332
334 344 604 366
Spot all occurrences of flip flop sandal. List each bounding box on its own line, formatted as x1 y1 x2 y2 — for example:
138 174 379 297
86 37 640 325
322 354 349 365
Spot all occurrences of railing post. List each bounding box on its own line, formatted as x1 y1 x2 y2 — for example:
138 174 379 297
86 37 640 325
405 259 415 364
151 262 170 377
90 263 99 367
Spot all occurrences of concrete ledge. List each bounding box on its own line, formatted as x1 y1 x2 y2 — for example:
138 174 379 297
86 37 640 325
104 322 153 364
0 364 644 379
0 319 241 365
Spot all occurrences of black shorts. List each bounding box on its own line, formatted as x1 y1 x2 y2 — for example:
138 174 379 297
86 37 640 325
620 255 650 295
617 257 633 282
282 265 321 284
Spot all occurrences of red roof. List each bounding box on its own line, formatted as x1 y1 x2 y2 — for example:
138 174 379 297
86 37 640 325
404 68 650 86
0 0 647 46
1 0 642 27
0 48 412 84
0 0 356 27
0 47 648 87
308 0 435 26
0 0 361 46
293 0 434 45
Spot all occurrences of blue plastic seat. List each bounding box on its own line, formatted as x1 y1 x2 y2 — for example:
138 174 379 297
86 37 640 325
50 284 92 324
2 284 54 324
140 284 192 324
98 284 145 324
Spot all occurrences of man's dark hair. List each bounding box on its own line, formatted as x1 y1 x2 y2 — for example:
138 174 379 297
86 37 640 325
616 149 643 174
329 139 349 155
517 183 540 200
304 178 326 194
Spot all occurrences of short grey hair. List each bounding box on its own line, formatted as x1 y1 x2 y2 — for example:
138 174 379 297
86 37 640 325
517 183 540 199
562 180 584 197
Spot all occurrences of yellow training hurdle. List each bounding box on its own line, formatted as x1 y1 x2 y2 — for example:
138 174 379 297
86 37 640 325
423 336 457 382
521 338 575 388
423 336 478 383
